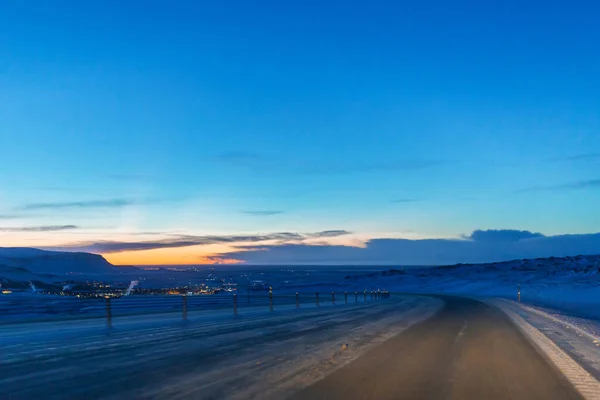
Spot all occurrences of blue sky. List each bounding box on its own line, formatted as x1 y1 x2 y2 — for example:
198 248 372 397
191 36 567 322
1 1 599 264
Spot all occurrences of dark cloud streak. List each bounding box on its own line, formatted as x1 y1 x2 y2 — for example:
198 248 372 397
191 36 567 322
106 173 154 182
390 199 419 203
0 225 78 232
548 153 600 162
20 199 133 210
213 150 448 175
242 210 284 216
517 179 600 193
214 229 600 265
465 229 545 242
45 230 351 253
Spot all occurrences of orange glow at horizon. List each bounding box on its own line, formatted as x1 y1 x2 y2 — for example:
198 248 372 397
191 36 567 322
103 245 244 266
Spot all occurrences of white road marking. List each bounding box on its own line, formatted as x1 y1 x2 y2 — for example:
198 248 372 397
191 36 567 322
496 302 600 400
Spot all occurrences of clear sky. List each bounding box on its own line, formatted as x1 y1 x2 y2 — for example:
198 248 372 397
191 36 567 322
1 1 599 265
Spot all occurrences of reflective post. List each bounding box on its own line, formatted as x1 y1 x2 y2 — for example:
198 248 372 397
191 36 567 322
355 292 358 302
182 294 188 320
517 284 521 303
364 290 367 301
332 291 335 304
234 293 238 315
105 297 112 328
269 287 274 312
344 292 348 304
296 292 299 309
316 292 320 306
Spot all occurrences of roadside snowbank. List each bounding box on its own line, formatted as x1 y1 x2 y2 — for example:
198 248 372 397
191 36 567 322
493 299 600 400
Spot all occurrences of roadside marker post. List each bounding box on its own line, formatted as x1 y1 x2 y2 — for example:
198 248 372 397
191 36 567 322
182 294 188 320
316 292 320 306
233 293 238 315
269 288 274 312
296 292 299 309
105 297 113 329
344 292 348 304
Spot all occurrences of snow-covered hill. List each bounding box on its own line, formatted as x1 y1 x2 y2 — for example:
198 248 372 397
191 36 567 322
0 247 118 285
344 254 600 320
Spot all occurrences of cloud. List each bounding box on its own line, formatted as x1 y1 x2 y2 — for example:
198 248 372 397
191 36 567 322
548 153 600 162
517 179 600 192
465 229 544 242
0 225 78 232
45 230 351 253
390 199 419 204
213 150 448 175
307 230 351 238
297 160 449 175
213 151 265 168
20 199 136 211
106 173 154 181
242 210 284 216
211 229 600 265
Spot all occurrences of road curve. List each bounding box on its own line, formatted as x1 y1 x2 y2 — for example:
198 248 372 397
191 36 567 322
290 296 582 400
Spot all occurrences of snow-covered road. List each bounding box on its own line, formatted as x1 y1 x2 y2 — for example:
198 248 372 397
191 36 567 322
0 295 441 399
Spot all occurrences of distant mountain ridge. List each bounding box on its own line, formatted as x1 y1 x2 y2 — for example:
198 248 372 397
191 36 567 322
0 247 117 275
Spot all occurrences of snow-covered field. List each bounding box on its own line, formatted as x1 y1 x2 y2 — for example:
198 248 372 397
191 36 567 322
343 254 600 318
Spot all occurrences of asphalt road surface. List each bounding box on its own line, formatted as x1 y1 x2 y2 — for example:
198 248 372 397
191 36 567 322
0 296 433 399
1 296 585 399
291 296 582 400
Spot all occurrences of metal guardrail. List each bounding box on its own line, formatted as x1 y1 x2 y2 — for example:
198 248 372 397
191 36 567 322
0 290 391 326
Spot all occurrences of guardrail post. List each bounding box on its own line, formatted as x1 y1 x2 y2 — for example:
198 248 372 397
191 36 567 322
332 291 335 304
182 294 188 320
105 297 112 328
296 292 299 309
316 292 320 306
269 287 274 312
344 292 348 304
234 293 238 315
